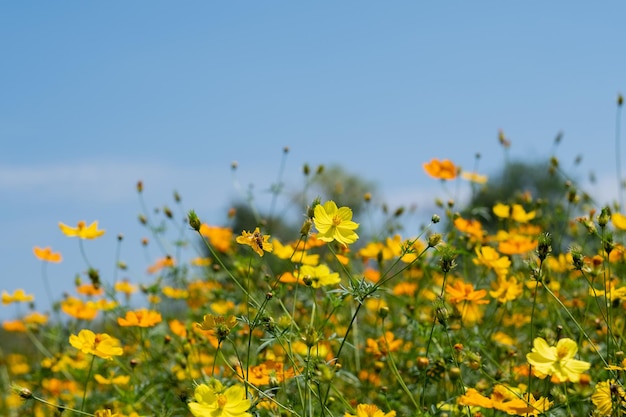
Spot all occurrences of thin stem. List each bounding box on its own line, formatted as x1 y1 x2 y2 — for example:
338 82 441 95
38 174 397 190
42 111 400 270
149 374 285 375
80 355 96 412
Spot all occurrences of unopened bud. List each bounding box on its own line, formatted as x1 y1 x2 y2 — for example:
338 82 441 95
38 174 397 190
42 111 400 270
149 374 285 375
537 232 552 261
300 219 312 236
431 214 440 224
428 234 442 248
598 206 611 228
136 181 143 193
187 210 201 232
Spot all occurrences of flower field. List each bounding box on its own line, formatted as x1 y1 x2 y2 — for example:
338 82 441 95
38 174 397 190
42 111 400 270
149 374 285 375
4 136 626 417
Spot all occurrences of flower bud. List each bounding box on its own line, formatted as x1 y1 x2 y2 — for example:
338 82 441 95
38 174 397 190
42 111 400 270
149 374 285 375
300 219 312 236
187 210 201 232
136 180 143 193
431 214 440 224
448 366 461 381
428 233 442 248
598 206 611 228
536 232 552 261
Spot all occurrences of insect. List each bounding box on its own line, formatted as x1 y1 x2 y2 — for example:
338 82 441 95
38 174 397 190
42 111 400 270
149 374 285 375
252 230 264 250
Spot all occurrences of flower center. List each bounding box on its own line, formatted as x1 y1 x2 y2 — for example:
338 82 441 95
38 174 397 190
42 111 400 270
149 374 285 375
216 394 227 409
555 345 569 360
332 215 342 226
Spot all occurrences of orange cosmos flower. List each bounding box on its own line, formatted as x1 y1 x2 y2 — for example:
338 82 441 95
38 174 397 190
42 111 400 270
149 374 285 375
2 320 27 332
457 388 493 409
498 235 537 255
345 403 397 417
146 256 175 274
33 246 62 263
236 361 296 386
199 224 233 252
454 217 485 242
117 308 162 327
76 283 104 297
423 158 458 180
61 297 99 320
446 280 489 324
58 220 105 239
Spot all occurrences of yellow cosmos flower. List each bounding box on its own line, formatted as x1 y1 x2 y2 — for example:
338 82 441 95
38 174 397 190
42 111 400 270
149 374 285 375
23 311 48 326
95 372 131 385
58 220 105 239
489 275 523 303
345 403 396 417
526 337 590 382
493 203 536 223
422 158 458 180
114 280 138 295
272 239 319 264
297 264 341 288
313 201 359 246
188 382 252 417
472 246 510 277
94 410 118 417
612 212 626 230
195 314 238 342
461 171 488 184
163 286 189 299
2 289 34 305
117 308 162 327
592 380 626 416
69 329 123 360
33 246 62 263
236 227 273 256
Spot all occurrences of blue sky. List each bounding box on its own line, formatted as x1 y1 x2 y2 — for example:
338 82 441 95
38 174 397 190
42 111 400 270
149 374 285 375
1 2 625 319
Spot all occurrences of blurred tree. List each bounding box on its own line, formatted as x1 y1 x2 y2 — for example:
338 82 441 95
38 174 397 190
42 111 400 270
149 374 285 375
462 159 588 252
227 164 377 240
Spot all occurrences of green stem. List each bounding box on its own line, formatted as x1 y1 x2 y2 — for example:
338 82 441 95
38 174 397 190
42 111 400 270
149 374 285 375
80 355 96 412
